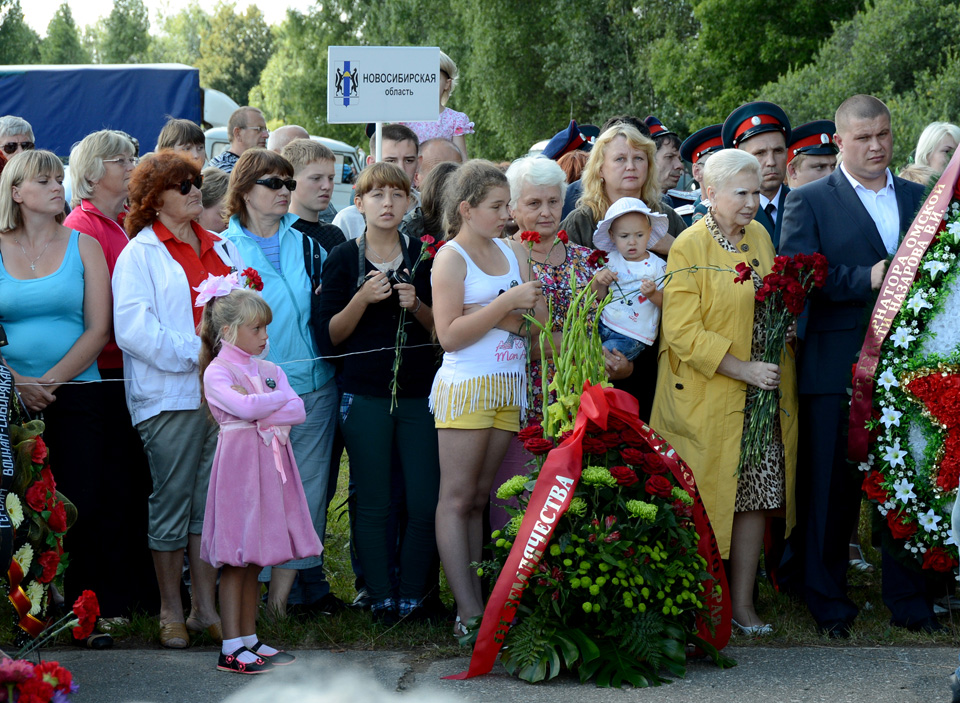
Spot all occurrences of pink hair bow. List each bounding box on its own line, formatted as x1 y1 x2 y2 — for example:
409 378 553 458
193 272 241 307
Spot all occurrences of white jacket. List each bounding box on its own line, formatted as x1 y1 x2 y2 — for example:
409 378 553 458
112 225 239 425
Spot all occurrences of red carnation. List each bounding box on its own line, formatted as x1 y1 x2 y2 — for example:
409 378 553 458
862 472 889 502
645 475 674 499
47 501 67 533
556 230 569 244
523 438 554 456
886 510 917 540
619 447 647 466
34 661 72 692
609 465 639 487
922 546 958 573
734 262 753 284
420 235 436 246
581 436 609 455
517 424 544 442
31 436 47 464
587 249 607 268
16 676 54 703
72 590 100 640
240 267 263 292
520 231 541 244
40 467 56 492
37 550 60 584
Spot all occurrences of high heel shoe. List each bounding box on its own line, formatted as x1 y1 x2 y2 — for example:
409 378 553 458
848 543 875 572
731 618 773 636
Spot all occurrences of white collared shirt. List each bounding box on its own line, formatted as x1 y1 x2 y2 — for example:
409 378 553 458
759 186 783 225
840 163 899 255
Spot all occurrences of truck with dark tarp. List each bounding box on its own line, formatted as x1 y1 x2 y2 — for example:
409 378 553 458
0 63 238 158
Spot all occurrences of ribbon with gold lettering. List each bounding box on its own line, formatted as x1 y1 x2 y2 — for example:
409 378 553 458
444 382 729 680
7 558 46 638
849 154 960 461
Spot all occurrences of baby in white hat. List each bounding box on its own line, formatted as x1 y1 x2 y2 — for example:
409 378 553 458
591 197 668 361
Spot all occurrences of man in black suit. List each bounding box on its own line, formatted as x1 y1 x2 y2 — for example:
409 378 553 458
779 94 937 637
722 101 791 249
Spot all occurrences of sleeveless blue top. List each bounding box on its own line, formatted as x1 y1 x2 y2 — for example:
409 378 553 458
0 230 100 382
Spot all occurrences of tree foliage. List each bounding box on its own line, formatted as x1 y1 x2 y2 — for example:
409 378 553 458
147 6 210 65
99 0 151 64
0 1 41 64
40 3 90 64
197 2 273 105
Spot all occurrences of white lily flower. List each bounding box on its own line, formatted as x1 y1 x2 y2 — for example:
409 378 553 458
923 259 950 279
882 440 907 468
905 293 932 315
877 369 899 391
880 406 903 428
890 327 916 349
918 509 942 532
892 478 916 502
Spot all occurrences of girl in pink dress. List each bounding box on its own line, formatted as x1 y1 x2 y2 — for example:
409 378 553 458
197 277 322 674
400 51 474 159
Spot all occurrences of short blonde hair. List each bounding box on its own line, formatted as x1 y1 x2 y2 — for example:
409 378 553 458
579 124 661 222
0 150 65 231
69 130 136 206
702 148 760 193
281 139 335 173
439 51 459 107
200 167 230 208
914 122 960 170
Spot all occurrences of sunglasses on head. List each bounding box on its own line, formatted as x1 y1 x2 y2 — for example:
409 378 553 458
256 177 296 191
2 141 34 154
173 175 203 195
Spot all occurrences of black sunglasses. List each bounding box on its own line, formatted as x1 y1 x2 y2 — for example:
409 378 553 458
256 177 297 191
2 141 34 154
173 175 203 195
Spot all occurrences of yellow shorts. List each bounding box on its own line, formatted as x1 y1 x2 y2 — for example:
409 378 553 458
432 375 522 432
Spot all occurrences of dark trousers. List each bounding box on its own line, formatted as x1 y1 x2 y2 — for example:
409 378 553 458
340 395 439 602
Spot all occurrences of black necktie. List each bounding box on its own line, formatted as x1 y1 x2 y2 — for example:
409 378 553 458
764 202 776 223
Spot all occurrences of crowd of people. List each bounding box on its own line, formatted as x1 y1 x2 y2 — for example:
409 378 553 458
0 64 958 676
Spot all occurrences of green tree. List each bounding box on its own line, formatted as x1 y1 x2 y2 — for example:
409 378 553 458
647 0 862 129
40 3 90 64
147 6 210 65
100 0 150 64
197 2 273 104
0 1 41 64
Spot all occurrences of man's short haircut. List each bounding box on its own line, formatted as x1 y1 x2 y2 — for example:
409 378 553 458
368 124 420 156
157 118 205 150
0 115 34 141
228 107 262 143
420 138 463 162
654 133 682 151
281 138 335 173
835 95 890 134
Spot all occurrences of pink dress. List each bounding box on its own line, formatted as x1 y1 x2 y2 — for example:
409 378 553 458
400 107 475 142
200 341 323 568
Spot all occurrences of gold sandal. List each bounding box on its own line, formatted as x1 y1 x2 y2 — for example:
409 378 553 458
186 616 223 643
159 621 189 649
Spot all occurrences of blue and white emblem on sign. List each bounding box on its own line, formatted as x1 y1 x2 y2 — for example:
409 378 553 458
334 61 360 106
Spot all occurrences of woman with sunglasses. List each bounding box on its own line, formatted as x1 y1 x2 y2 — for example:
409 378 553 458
221 149 339 619
113 152 240 649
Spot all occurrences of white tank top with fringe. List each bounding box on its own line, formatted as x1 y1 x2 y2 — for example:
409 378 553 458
429 238 527 419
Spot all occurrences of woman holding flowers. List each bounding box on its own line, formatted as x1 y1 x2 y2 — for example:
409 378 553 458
650 148 798 635
317 162 439 624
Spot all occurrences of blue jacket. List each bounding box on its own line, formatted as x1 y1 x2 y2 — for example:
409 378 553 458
223 212 334 396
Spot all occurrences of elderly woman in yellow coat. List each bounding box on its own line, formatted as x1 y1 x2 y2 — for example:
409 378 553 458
650 148 797 636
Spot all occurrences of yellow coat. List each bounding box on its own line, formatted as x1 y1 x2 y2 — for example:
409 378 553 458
650 219 797 558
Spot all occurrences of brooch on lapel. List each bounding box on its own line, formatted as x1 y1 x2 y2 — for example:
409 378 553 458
265 378 277 389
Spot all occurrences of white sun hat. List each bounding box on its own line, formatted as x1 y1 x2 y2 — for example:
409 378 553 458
592 197 668 253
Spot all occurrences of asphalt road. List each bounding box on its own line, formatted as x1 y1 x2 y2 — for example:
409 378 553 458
44 645 960 703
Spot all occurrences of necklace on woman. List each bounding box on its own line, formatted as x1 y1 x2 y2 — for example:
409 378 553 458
367 239 400 263
14 235 54 272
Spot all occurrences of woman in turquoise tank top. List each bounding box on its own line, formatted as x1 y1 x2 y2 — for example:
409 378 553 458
0 150 112 645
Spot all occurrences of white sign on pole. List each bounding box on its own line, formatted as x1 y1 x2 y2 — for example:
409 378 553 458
327 46 441 124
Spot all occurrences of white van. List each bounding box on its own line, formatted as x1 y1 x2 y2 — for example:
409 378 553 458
204 127 361 212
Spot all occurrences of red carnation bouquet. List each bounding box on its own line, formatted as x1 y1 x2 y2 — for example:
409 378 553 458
734 252 827 473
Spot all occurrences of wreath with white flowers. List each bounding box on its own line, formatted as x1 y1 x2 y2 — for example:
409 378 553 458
861 201 960 573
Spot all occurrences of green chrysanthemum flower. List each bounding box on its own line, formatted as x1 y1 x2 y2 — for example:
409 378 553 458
671 488 694 505
505 514 524 537
567 497 587 516
626 499 658 522
496 475 528 500
581 466 617 488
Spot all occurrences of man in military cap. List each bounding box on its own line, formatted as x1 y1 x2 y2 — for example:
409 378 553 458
786 120 839 188
680 124 723 224
722 101 792 248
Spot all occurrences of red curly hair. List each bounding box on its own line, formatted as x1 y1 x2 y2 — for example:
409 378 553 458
125 152 201 236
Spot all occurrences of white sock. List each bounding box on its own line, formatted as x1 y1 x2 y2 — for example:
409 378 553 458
242 634 277 655
223 636 257 664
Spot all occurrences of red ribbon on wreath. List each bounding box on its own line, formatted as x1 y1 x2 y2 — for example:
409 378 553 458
7 558 47 638
445 382 730 680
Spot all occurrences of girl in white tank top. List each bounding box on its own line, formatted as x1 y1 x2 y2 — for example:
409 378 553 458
430 162 544 637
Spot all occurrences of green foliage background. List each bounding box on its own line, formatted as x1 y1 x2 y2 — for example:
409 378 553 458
4 0 960 165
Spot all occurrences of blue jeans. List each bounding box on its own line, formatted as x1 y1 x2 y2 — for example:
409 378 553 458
599 320 649 361
259 379 337 596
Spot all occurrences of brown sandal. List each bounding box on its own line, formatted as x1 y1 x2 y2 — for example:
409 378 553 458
159 621 189 649
186 616 223 643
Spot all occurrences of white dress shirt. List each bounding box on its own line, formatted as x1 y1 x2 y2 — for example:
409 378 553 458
839 163 899 255
759 186 783 225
